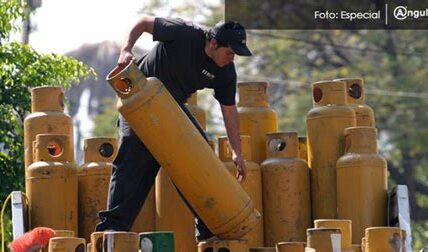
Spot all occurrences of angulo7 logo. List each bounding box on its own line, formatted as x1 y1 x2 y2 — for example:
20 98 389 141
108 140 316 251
393 5 428 20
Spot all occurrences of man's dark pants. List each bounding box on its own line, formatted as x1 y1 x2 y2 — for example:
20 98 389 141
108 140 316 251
96 104 214 241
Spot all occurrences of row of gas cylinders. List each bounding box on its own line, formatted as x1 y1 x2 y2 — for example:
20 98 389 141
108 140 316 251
37 223 407 252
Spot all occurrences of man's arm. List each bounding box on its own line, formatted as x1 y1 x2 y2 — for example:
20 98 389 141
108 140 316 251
118 15 155 66
221 104 247 182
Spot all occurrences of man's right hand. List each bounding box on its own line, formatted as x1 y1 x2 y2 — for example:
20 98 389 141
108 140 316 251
118 49 135 67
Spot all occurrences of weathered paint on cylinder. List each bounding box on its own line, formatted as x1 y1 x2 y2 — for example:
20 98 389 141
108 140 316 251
249 247 274 252
276 242 306 252
155 92 206 252
24 86 74 173
237 81 278 164
26 134 78 234
103 232 139 252
307 228 342 252
306 80 356 219
336 127 387 244
187 91 207 130
107 61 260 239
90 232 104 252
365 227 404 252
48 237 85 252
261 132 311 246
335 78 375 127
314 219 352 249
131 186 156 233
298 136 308 162
78 137 117 241
218 135 264 247
140 231 174 252
155 167 196 252
209 240 248 252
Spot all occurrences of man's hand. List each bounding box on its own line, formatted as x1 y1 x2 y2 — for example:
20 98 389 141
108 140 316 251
233 153 247 183
118 49 135 67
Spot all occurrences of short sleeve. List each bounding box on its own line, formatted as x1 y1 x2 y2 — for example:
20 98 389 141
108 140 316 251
152 17 195 42
214 74 237 105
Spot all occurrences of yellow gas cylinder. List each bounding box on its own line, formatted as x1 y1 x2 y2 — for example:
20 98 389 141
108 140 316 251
276 242 306 252
187 91 206 130
155 92 207 252
307 228 341 252
306 80 356 219
261 132 311 246
78 137 117 241
42 230 75 252
335 78 375 127
106 61 260 239
155 167 196 252
218 135 264 247
131 186 156 233
90 232 104 252
198 241 212 252
48 237 85 251
336 127 387 244
213 240 248 252
26 134 78 234
249 247 275 252
365 227 404 252
24 86 74 173
298 136 308 162
103 232 139 252
314 219 352 250
237 81 278 164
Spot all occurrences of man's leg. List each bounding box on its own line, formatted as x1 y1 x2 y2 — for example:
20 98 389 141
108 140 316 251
177 104 215 241
96 115 160 231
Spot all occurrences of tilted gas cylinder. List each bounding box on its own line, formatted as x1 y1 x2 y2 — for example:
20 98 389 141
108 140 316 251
26 134 78 234
155 93 206 252
306 80 356 219
261 132 311 246
106 61 260 239
335 78 375 127
218 135 264 247
237 81 278 164
24 86 74 173
78 137 118 241
187 91 206 130
306 228 342 252
336 127 387 244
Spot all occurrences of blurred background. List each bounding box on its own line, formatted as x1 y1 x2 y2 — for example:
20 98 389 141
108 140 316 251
1 0 428 248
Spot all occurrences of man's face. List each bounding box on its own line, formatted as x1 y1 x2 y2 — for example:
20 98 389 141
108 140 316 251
210 40 235 67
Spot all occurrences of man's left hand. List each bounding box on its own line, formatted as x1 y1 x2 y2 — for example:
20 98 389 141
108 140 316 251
233 154 247 183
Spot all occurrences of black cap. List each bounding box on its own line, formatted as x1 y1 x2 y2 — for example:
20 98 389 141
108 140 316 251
210 20 252 56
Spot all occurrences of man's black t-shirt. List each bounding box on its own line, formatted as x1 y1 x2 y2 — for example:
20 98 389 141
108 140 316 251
138 17 237 105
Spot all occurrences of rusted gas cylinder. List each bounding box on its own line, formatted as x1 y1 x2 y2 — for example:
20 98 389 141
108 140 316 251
276 242 306 252
78 137 118 241
336 127 387 244
335 78 375 127
298 136 308 162
48 237 85 252
306 228 341 252
24 86 74 173
187 91 206 130
314 219 352 250
155 167 195 252
26 134 78 234
90 232 104 252
106 61 260 239
365 227 405 252
103 232 139 252
306 80 356 219
218 135 264 247
155 93 207 252
237 81 278 164
261 132 311 246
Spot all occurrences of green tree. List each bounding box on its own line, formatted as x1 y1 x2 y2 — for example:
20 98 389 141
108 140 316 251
0 0 95 245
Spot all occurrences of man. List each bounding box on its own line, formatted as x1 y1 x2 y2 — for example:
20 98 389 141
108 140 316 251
96 15 252 242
